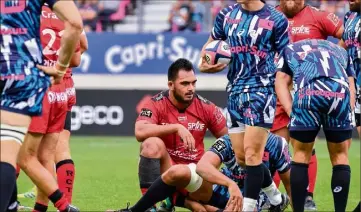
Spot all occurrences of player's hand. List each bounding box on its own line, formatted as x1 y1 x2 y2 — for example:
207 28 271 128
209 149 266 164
36 64 65 84
176 124 195 151
198 52 227 73
225 182 243 212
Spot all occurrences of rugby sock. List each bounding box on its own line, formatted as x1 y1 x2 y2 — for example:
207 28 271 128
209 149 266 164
331 165 350 212
273 171 281 188
33 202 48 212
307 149 317 196
7 183 18 212
353 201 360 212
56 159 75 203
0 162 16 212
261 163 282 205
243 164 264 211
48 189 69 212
138 156 160 195
290 162 309 212
16 164 21 179
130 177 176 212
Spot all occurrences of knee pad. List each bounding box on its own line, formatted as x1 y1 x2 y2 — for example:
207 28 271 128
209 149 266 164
185 163 203 193
0 124 27 144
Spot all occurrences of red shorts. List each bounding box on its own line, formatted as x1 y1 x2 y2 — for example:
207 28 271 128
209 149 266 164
270 99 290 132
28 82 68 134
63 76 76 111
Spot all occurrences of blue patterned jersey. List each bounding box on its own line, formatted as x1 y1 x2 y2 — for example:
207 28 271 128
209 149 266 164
209 133 291 189
211 3 289 95
0 0 58 78
277 39 355 92
342 12 360 87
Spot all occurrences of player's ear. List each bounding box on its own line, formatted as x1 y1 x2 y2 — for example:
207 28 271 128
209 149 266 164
168 81 174 90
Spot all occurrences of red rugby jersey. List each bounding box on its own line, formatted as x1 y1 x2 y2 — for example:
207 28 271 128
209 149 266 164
40 6 78 77
277 5 342 42
137 90 226 164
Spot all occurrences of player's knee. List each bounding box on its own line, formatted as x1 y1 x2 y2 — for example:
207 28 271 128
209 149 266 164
140 137 166 158
244 147 262 165
234 152 245 166
162 164 191 186
330 152 349 166
293 151 312 163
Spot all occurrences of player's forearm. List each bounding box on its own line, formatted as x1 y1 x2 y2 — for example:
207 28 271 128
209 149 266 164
57 21 82 69
196 162 233 187
135 123 180 142
348 77 356 110
276 84 293 116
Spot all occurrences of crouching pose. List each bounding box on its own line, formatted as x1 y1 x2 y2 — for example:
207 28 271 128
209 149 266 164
113 133 291 212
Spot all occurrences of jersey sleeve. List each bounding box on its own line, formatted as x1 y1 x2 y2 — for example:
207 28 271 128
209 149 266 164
205 104 226 135
211 7 229 40
274 139 292 174
136 100 160 124
273 13 290 53
209 136 233 163
44 0 59 9
276 53 293 77
317 11 342 38
346 56 356 78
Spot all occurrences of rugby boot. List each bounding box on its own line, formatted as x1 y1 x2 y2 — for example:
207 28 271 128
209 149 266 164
268 193 290 212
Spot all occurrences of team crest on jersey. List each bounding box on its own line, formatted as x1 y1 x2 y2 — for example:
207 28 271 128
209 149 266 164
258 19 274 31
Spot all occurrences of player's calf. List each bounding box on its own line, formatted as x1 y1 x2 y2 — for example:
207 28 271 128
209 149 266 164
139 137 171 195
326 131 352 212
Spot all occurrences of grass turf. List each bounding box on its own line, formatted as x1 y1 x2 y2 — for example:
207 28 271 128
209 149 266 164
17 136 360 211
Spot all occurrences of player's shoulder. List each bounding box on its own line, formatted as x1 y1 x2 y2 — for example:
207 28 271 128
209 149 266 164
150 90 168 103
219 3 239 16
194 93 214 106
210 135 232 153
267 4 287 22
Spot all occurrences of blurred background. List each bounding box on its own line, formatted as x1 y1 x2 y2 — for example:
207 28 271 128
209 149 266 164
71 0 355 137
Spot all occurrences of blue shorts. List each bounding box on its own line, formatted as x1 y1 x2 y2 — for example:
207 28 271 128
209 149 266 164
227 92 276 132
209 184 262 211
290 79 352 131
0 71 51 116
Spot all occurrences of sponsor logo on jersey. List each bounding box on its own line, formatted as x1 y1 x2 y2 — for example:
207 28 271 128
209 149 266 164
188 121 205 131
225 16 242 24
48 91 68 103
291 25 310 35
140 108 153 118
230 45 267 59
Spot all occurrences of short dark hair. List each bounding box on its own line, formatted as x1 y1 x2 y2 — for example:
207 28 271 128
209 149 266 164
168 58 194 81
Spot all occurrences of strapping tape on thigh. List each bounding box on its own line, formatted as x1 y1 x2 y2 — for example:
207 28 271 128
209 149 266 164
0 124 27 144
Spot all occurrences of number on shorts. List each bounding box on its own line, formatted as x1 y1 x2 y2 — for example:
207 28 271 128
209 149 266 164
42 28 64 56
0 0 26 14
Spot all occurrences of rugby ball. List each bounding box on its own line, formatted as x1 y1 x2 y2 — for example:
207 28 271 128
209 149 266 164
204 40 232 65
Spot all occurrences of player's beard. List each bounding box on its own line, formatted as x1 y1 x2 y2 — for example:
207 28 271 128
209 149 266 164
173 89 193 104
349 0 361 12
280 0 305 18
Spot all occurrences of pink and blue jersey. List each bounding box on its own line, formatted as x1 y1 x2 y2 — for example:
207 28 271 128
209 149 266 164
1 0 58 116
277 39 355 92
211 3 289 94
342 12 360 88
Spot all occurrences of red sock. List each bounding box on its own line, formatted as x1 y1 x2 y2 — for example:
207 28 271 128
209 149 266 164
48 190 69 212
308 149 318 195
141 188 148 195
273 171 281 188
32 202 48 212
16 164 21 179
56 159 75 203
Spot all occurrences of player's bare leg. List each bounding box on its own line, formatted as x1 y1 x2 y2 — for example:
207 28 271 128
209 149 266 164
118 164 211 212
0 111 30 211
137 137 173 211
18 132 72 212
55 128 75 203
272 127 290 142
34 133 59 212
242 126 284 211
229 133 245 166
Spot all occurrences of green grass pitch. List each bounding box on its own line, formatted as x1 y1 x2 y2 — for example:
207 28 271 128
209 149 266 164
17 136 360 211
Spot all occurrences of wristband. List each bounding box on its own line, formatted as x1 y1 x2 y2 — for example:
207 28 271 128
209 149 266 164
56 61 70 68
54 66 66 77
